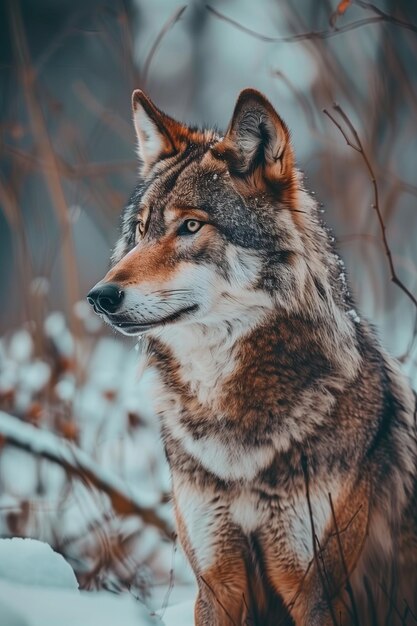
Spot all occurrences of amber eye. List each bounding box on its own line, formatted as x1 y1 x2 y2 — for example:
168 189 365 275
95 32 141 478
135 220 145 241
178 219 203 236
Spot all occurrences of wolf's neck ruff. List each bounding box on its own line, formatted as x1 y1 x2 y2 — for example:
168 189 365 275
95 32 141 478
146 309 359 475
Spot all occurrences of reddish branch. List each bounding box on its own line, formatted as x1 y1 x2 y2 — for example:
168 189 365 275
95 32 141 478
0 411 173 539
7 2 81 336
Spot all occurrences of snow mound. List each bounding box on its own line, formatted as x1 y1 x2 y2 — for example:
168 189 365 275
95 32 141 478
161 599 195 625
0 538 191 625
0 579 156 626
0 538 78 590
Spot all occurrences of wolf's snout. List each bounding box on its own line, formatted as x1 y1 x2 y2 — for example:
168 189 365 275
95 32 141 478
87 283 124 315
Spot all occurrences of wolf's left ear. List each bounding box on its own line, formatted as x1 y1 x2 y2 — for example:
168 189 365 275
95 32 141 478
214 89 294 190
132 90 180 175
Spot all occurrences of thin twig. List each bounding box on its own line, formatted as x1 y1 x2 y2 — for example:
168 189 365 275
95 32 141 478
352 0 417 33
378 581 409 626
301 455 339 626
8 0 81 336
323 103 417 355
403 599 417 624
156 538 178 619
315 534 352 621
328 492 361 626
200 575 237 626
206 5 417 44
142 5 187 87
363 576 379 626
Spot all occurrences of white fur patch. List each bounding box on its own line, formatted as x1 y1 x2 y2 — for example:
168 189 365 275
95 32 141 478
145 356 276 482
177 428 276 482
229 491 261 534
133 104 165 166
173 480 220 570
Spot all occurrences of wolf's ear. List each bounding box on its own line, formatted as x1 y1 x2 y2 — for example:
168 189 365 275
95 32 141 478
132 90 179 175
214 89 294 190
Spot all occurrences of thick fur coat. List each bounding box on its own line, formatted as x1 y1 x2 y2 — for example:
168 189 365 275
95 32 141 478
88 88 417 625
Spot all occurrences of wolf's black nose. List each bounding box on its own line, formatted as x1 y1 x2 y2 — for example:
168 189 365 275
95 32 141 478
87 283 124 314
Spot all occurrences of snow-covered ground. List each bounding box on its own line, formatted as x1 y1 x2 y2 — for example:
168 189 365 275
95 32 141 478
0 539 195 626
0 311 197 624
0 537 78 589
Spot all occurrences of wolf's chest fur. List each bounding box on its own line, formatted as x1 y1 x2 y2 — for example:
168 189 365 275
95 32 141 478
145 315 347 482
145 322 270 481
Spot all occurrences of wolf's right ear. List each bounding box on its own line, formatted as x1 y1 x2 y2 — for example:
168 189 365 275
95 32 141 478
213 89 295 192
132 90 180 176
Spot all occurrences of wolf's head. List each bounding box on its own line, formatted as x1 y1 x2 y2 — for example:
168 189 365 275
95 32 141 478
88 89 349 340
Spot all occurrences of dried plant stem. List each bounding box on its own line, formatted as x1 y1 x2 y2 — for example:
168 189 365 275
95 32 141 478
8 1 81 337
200 575 237 626
0 175 32 328
301 455 339 626
328 492 361 626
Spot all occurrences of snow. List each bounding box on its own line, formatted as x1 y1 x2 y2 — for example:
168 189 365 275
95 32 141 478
0 411 171 528
0 538 78 590
0 579 157 626
0 538 195 625
160 600 195 625
20 361 51 393
44 312 74 357
347 308 361 323
0 320 196 621
8 330 33 363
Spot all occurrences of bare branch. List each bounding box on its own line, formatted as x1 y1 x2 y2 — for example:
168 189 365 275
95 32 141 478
402 599 417 624
378 581 410 625
7 1 81 336
328 493 361 626
363 576 379 626
0 411 173 539
352 0 417 34
271 70 316 129
205 5 417 45
323 104 417 353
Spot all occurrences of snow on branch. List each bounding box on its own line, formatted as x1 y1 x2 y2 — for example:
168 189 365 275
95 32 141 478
0 411 173 540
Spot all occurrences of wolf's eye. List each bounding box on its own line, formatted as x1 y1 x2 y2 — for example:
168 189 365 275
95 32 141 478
135 220 145 241
178 219 203 236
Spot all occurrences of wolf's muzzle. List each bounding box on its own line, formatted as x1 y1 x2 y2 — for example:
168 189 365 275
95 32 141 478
87 283 124 314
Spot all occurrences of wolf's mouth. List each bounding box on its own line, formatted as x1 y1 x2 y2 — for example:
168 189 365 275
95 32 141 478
108 303 199 335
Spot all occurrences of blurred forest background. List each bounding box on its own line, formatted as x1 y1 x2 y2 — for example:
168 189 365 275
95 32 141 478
0 0 417 612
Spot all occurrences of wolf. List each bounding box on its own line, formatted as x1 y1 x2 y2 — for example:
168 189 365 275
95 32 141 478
87 88 417 625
